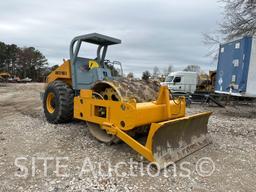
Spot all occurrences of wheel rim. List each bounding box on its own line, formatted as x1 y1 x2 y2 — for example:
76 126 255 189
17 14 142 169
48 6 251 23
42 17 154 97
46 92 55 113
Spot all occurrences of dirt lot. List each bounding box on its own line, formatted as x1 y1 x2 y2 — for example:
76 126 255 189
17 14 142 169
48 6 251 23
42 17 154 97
0 83 255 192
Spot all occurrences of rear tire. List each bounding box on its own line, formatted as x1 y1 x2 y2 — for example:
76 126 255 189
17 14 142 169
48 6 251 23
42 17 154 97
43 80 74 124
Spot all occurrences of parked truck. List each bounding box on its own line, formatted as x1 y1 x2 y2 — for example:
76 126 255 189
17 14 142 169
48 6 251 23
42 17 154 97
162 71 198 93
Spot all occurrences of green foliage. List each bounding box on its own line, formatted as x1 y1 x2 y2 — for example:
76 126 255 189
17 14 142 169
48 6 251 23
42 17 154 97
0 41 48 81
142 70 151 81
0 42 8 70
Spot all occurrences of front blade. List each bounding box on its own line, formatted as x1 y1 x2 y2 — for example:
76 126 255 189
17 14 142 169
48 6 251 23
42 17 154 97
152 112 212 168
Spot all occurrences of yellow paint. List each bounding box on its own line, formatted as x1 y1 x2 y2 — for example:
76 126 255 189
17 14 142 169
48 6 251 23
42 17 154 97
0 72 11 77
46 60 72 85
102 122 154 162
73 86 191 162
144 112 212 152
46 92 55 113
45 59 211 163
74 86 186 131
88 60 99 69
80 89 93 98
101 111 211 163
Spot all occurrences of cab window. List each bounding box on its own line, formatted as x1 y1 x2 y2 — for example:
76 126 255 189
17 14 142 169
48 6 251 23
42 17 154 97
173 76 181 83
165 76 174 82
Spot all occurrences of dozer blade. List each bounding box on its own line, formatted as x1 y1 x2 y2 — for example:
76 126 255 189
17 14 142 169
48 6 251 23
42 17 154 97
151 112 212 168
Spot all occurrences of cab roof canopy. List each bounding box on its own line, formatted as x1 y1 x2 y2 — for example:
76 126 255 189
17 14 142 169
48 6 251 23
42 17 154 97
72 33 121 46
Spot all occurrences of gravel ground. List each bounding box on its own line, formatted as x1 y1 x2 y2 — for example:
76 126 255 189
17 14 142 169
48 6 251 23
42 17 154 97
0 83 255 192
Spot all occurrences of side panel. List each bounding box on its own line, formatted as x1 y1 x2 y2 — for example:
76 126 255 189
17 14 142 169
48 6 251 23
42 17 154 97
246 36 256 96
73 87 186 131
168 73 197 93
183 74 197 93
46 60 72 85
74 96 186 131
215 37 252 95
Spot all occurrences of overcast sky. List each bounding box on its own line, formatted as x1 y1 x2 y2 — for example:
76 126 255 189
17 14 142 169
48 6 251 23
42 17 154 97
0 0 223 77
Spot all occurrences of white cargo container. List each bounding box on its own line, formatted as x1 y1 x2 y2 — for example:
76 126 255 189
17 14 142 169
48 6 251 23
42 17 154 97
163 71 198 93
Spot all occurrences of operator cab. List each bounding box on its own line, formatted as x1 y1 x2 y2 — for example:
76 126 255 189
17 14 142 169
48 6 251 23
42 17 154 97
70 33 122 90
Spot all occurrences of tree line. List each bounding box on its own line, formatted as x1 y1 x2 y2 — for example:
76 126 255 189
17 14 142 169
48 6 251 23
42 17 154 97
220 0 255 40
204 0 255 53
140 64 201 81
0 42 49 82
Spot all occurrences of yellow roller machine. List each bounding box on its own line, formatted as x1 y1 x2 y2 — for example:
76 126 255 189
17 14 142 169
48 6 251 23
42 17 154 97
43 33 212 168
